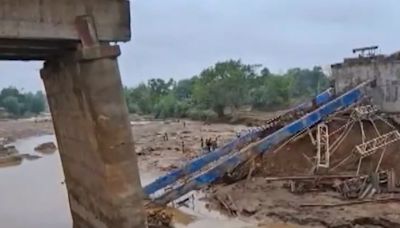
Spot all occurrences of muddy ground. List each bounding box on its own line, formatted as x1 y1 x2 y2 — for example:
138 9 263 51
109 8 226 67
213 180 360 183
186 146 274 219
0 118 245 170
2 115 400 227
0 119 53 141
208 178 400 228
206 115 400 227
131 119 247 175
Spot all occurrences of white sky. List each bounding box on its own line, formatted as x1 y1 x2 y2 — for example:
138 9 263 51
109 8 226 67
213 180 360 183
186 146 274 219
0 0 399 91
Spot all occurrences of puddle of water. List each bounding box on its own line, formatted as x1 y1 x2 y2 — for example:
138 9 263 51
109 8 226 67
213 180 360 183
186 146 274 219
0 135 253 228
142 168 252 227
0 135 72 228
169 191 253 228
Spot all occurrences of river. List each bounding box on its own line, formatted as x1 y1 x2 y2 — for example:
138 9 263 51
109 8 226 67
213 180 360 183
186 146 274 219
0 135 71 228
0 135 252 228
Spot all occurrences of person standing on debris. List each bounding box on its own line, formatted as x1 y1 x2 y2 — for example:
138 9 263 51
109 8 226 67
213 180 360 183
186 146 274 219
200 137 204 148
214 136 221 150
211 137 218 150
163 132 169 141
205 138 212 152
183 121 186 128
181 140 185 153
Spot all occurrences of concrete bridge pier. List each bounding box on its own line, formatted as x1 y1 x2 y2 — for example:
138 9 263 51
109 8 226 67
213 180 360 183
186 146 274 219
40 44 146 228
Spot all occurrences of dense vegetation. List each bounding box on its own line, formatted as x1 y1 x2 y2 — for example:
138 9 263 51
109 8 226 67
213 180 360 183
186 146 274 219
124 60 330 120
0 60 329 120
0 87 46 117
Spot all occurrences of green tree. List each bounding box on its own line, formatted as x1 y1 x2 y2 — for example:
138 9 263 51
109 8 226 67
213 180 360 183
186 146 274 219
0 87 46 117
122 60 330 119
287 67 329 98
261 67 270 77
192 60 257 117
154 93 177 118
249 75 291 109
2 96 21 116
125 84 153 114
174 78 196 100
0 87 19 98
31 91 45 114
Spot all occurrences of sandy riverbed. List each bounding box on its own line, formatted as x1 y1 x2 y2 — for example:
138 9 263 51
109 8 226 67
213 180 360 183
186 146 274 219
2 117 400 227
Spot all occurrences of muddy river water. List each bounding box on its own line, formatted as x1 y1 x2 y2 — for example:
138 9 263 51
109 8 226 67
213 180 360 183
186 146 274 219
0 135 71 228
0 135 253 228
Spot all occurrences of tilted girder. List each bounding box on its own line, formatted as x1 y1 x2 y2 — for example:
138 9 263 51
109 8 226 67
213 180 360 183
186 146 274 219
144 88 335 196
151 81 372 205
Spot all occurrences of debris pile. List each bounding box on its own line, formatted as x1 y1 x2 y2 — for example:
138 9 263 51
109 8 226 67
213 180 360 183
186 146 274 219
204 103 400 227
254 104 400 177
142 85 400 227
336 170 400 200
34 142 57 154
147 208 173 228
280 170 400 200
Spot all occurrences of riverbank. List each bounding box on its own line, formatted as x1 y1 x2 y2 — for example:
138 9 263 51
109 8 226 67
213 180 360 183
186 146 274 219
0 119 53 141
2 117 400 228
0 119 257 228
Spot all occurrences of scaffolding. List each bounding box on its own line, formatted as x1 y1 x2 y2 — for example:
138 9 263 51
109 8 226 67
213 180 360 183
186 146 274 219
352 105 378 119
354 130 400 158
316 123 330 168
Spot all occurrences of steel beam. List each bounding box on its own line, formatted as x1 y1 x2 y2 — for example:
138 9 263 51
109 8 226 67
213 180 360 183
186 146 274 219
152 81 370 205
143 88 334 195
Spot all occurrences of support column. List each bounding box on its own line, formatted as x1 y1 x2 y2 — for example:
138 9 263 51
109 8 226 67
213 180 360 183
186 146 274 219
41 44 146 228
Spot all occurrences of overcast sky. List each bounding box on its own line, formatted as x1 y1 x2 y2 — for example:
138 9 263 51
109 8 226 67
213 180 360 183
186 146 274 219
0 0 399 91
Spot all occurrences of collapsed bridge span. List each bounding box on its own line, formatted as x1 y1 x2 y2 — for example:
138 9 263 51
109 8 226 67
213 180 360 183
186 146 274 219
145 80 375 205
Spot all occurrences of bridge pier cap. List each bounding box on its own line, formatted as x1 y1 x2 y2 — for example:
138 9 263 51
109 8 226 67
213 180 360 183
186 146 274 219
0 0 131 60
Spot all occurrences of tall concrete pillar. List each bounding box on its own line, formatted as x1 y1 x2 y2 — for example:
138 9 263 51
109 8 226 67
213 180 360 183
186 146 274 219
41 44 146 228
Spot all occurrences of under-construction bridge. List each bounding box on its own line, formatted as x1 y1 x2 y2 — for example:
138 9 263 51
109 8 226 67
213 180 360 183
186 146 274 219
144 80 384 205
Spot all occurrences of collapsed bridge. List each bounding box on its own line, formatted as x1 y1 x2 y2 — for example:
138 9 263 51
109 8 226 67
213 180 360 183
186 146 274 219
145 79 378 205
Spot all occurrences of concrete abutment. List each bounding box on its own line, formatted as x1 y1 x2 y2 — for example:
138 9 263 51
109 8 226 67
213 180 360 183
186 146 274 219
41 44 146 228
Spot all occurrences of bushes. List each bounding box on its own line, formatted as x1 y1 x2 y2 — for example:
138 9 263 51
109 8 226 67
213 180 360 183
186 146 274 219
124 60 330 120
0 87 46 118
186 108 218 121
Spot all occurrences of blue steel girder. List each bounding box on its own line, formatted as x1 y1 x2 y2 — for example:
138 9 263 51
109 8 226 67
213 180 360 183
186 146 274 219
143 88 334 196
152 82 370 205
143 131 259 195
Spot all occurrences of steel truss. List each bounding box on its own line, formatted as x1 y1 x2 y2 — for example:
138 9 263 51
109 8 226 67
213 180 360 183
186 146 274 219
354 130 400 158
